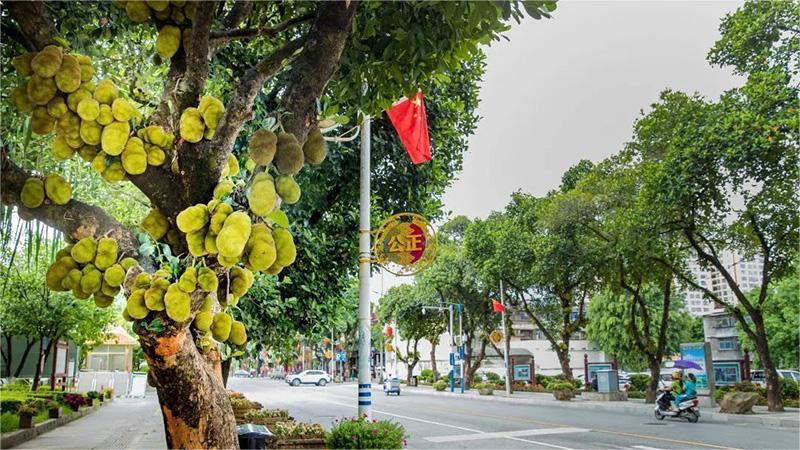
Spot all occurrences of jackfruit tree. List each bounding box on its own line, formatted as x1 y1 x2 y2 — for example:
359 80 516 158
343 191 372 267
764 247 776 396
1 1 556 447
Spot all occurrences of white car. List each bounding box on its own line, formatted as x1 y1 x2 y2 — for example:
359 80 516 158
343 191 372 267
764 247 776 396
286 370 331 387
750 369 800 387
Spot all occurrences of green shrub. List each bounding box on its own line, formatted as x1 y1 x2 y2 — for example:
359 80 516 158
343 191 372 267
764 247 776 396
433 381 448 391
550 382 575 392
628 374 651 392
473 382 493 390
244 409 289 420
419 369 436 383
327 416 407 449
0 412 19 433
535 373 554 387
626 391 646 399
273 421 325 438
780 379 799 400
484 372 502 384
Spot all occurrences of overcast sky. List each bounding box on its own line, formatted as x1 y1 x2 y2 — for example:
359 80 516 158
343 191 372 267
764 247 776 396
374 0 744 300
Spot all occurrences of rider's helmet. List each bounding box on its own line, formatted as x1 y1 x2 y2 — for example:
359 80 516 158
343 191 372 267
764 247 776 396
671 370 682 380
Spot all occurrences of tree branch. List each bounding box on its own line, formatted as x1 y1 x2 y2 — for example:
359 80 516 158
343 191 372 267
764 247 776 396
280 0 359 143
222 0 254 29
1 20 36 51
210 12 315 51
1 151 144 266
5 1 59 50
175 1 215 113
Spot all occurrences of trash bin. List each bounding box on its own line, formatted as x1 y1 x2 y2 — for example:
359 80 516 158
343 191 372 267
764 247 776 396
237 423 273 450
411 376 418 387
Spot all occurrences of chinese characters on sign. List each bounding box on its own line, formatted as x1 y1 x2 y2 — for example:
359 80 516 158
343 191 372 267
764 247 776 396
373 213 437 276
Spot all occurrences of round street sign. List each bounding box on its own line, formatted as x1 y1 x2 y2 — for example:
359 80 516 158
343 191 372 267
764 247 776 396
373 213 437 276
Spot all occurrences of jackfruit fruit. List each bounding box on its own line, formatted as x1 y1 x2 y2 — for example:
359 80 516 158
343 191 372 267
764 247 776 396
71 237 98 264
134 272 152 290
217 253 239 268
56 245 74 260
210 312 232 341
204 232 219 254
21 178 45 208
275 175 301 204
47 96 67 118
79 119 102 146
111 98 136 122
122 137 147 175
186 228 208 257
245 158 256 171
94 79 119 105
171 6 186 23
31 45 62 78
146 145 166 166
122 308 133 322
81 80 96 92
67 88 92 112
144 284 166 311
155 25 181 59
246 225 276 271
77 98 100 121
247 173 276 216
178 266 197 293
165 283 191 322
94 292 115 308
147 0 169 11
275 132 304 175
197 267 218 292
224 293 239 307
76 54 94 82
104 263 126 287
229 321 247 346
184 0 197 19
126 1 151 23
303 127 327 164
141 209 169 241
55 55 82 93
62 268 82 290
94 237 118 270
80 267 103 294
12 53 34 76
176 204 209 233
97 104 114 126
120 257 138 271
72 285 92 299
101 279 121 297
216 211 251 258
27 75 57 106
12 84 34 113
44 173 72 205
226 154 240 177
198 96 224 139
179 107 204 143
273 227 296 267
78 145 98 163
249 129 277 166
230 267 254 297
91 152 108 174
126 289 149 320
194 311 213 332
46 256 77 291
101 121 130 155
143 125 173 148
213 180 234 199
102 159 126 183
200 293 213 312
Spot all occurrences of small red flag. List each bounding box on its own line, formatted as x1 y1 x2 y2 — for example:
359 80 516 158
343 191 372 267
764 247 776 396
492 299 506 313
386 91 432 164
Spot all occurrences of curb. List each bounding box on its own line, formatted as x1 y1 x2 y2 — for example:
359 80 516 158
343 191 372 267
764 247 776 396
392 387 800 431
1 405 100 449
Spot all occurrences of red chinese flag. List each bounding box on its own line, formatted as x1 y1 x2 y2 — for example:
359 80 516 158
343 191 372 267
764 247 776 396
386 91 432 164
492 299 506 313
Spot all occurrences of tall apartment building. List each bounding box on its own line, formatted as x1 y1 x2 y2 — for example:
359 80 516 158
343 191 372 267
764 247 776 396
681 250 763 317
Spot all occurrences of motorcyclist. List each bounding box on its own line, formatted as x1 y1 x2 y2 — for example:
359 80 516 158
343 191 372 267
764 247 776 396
664 370 683 410
675 373 697 407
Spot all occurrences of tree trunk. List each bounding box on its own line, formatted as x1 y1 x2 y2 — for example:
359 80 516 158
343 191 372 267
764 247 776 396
31 337 46 391
557 344 573 380
429 340 437 378
139 327 238 449
646 360 661 404
751 315 784 411
2 334 12 378
406 360 418 383
14 338 36 378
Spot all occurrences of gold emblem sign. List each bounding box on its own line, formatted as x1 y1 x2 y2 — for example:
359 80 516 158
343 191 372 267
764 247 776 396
373 213 437 276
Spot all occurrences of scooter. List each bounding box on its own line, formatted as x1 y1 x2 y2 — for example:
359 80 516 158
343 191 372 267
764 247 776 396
654 390 700 423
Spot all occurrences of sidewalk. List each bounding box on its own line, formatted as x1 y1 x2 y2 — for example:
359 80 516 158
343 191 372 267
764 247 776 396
395 384 800 430
13 395 166 449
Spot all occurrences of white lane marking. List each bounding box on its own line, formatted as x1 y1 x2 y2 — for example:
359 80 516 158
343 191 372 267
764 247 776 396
631 446 666 450
320 399 482 433
505 436 578 450
425 427 589 443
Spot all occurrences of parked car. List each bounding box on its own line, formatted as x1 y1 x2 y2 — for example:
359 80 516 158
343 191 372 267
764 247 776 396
233 369 252 378
285 370 331 387
750 369 800 387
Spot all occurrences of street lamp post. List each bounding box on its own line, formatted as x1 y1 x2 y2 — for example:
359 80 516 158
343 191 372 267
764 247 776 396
422 303 463 393
357 114 372 418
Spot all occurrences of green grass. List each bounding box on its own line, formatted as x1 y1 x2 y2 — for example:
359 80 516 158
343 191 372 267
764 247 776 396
1 412 20 433
34 409 50 423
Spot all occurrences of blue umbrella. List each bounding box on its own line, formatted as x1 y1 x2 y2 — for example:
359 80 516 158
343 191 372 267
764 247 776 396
672 360 703 370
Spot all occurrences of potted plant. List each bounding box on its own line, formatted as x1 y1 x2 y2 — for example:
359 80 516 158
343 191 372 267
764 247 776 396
63 393 86 411
272 421 327 449
327 416 406 450
18 402 39 429
474 382 494 396
550 381 575 401
243 409 291 427
86 390 100 404
433 380 448 392
102 387 114 401
46 400 62 419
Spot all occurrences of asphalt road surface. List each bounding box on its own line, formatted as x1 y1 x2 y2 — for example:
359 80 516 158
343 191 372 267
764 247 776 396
228 378 799 450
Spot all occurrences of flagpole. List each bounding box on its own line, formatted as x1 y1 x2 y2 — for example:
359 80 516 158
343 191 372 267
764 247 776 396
357 113 372 418
501 280 512 396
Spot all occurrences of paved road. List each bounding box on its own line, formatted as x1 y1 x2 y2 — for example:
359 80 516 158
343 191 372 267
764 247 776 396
229 378 799 450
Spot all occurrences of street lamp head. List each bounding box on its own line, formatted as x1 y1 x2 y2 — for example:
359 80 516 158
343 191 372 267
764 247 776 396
422 307 426 314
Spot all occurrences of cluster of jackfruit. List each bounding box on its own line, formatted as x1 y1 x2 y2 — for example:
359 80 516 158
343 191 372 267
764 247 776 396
179 97 225 143
19 174 72 209
115 1 197 26
47 238 138 307
194 309 247 347
139 207 180 246
123 263 219 323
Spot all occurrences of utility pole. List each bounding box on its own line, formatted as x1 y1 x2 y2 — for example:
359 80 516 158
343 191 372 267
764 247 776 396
357 114 372 418
501 280 512 396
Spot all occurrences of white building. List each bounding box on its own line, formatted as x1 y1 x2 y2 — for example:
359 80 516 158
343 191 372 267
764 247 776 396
680 251 763 317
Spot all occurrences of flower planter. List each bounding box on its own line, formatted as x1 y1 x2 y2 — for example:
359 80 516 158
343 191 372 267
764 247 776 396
271 437 327 449
19 414 35 429
49 407 62 419
478 388 494 396
552 390 573 401
69 404 80 412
